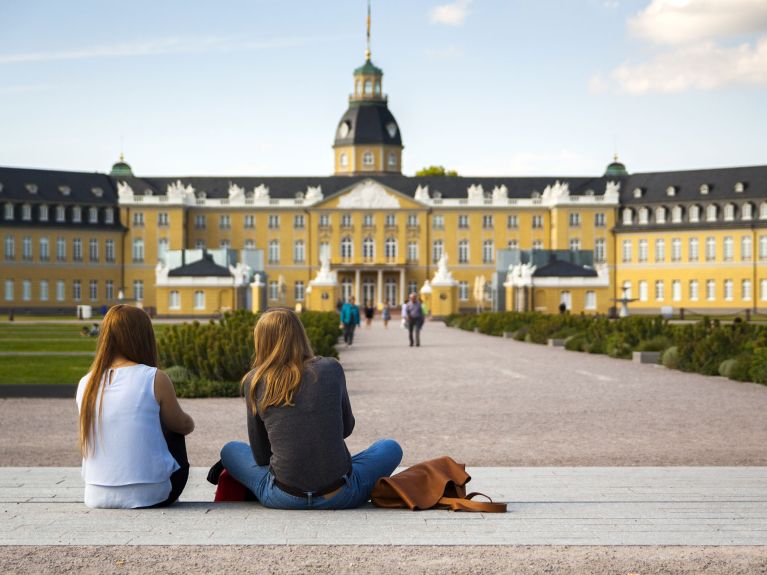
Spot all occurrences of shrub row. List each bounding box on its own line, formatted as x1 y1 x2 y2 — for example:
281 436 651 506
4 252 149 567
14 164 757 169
157 310 342 397
445 312 767 384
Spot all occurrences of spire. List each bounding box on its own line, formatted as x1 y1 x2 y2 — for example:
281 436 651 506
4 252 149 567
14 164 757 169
365 0 372 61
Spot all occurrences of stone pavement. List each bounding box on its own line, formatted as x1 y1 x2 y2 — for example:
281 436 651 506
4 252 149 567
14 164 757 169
2 466 766 546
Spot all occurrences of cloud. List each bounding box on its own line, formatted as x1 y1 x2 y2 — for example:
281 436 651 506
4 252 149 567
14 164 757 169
629 0 767 45
429 0 472 26
588 73 609 94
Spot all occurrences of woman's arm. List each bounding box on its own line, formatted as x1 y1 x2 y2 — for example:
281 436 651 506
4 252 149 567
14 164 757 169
154 370 195 435
246 377 272 466
337 362 355 438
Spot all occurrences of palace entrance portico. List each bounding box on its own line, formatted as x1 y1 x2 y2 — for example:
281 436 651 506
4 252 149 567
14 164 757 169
335 266 406 305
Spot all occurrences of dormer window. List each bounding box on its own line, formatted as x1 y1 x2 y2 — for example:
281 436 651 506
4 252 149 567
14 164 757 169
3 203 13 220
56 205 65 222
622 207 633 225
699 184 709 195
145 189 153 196
39 204 49 222
666 186 676 197
689 205 701 223
58 186 71 196
671 205 683 223
104 208 114 224
633 187 643 198
72 206 82 223
760 201 767 220
26 184 38 195
723 203 736 221
734 181 745 193
22 204 31 221
706 204 718 222
742 203 754 221
638 207 649 225
655 206 667 224
91 187 104 198
531 191 541 199
89 207 99 223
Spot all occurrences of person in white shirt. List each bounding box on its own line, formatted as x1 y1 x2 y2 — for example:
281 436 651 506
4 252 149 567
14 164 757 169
76 305 195 509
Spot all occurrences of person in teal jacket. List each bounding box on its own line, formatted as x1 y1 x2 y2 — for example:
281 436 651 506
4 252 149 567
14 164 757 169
340 297 361 346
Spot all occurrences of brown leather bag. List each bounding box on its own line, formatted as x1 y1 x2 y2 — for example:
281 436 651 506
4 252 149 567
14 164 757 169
371 456 507 513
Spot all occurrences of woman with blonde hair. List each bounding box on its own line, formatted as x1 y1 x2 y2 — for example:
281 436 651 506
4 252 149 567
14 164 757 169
219 308 402 509
76 305 195 508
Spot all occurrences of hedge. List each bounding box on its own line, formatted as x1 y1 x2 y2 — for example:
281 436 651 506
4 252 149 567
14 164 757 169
157 310 342 397
445 312 767 384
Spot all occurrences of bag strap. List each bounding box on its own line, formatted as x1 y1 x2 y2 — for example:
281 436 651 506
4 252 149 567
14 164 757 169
437 492 507 513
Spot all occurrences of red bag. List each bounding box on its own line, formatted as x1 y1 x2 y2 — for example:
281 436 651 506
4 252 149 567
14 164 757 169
214 470 251 502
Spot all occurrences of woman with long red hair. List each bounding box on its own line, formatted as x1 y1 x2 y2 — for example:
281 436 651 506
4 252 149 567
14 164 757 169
76 305 194 508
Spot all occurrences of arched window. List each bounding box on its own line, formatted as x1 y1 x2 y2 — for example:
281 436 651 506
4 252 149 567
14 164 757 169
132 238 144 263
483 239 494 263
706 204 718 222
638 207 649 225
362 236 375 260
671 205 684 223
655 206 667 224
621 208 633 225
724 203 736 221
458 239 469 263
759 201 767 220
341 236 353 260
355 80 361 95
374 81 381 95
742 202 754 221
387 152 397 168
268 239 280 264
385 236 397 260
21 204 31 221
362 151 374 166
339 152 348 168
432 239 443 264
364 79 372 95
689 204 701 223
293 240 305 264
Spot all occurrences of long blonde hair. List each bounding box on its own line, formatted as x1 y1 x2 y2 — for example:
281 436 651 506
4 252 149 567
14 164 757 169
78 305 158 457
245 308 315 413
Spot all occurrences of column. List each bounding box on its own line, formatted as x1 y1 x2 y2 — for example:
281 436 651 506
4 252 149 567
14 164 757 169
377 269 383 306
399 268 405 303
354 268 361 303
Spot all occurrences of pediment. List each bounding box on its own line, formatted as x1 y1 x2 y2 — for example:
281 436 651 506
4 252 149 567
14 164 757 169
319 179 424 210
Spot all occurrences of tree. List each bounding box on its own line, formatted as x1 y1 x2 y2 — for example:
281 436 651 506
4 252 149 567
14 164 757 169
415 165 458 177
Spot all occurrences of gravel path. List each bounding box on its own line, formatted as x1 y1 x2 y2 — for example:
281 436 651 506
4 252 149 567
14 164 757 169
2 320 766 467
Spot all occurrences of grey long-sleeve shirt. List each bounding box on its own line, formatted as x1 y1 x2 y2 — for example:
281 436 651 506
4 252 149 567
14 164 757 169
245 356 355 493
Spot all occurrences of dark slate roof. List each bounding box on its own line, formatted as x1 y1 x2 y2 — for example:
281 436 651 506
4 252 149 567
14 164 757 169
0 166 117 205
621 165 767 204
167 253 231 277
533 260 599 278
334 102 402 147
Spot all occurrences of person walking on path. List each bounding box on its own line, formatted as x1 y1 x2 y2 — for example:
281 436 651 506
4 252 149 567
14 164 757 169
75 305 195 509
219 308 402 509
381 301 391 329
363 301 375 327
340 297 361 346
405 293 425 347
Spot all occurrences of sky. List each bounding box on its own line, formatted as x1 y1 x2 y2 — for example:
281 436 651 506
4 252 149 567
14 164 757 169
0 0 765 178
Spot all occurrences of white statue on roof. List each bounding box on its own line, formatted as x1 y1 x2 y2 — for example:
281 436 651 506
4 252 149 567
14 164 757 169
542 180 569 202
467 184 484 202
414 184 429 203
117 181 134 200
253 184 270 200
228 183 246 201
605 180 621 202
167 180 195 201
492 185 508 202
305 185 323 202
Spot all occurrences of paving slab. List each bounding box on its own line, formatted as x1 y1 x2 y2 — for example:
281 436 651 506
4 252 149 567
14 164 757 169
1 466 766 546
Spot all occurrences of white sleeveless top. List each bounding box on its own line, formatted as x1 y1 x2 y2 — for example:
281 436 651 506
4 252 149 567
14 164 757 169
76 364 179 508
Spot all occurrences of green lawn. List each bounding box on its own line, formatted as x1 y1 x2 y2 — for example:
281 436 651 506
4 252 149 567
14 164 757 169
0 355 94 384
0 340 97 352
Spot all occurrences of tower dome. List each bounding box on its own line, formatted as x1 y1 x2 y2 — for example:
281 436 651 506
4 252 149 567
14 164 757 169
604 154 628 177
110 153 134 177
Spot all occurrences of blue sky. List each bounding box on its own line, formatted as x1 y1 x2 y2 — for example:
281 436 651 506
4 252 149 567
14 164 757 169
1 0 765 177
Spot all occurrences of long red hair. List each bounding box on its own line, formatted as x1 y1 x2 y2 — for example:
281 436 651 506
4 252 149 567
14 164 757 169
78 305 158 457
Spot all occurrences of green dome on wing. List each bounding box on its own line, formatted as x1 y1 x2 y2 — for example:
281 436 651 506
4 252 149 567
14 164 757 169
110 154 134 177
604 155 628 177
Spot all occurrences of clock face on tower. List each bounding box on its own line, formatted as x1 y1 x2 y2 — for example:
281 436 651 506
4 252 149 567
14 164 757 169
338 121 350 138
386 122 398 139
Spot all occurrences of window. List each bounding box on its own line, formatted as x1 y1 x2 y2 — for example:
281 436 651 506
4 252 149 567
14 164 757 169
655 280 665 301
219 214 231 229
133 280 144 301
689 280 699 301
593 212 605 227
72 280 81 302
132 238 144 263
671 238 681 262
194 290 205 310
569 239 580 252
724 279 734 301
89 280 98 301
363 213 374 227
672 280 681 302
388 152 397 168
622 281 632 299
671 206 683 223
268 240 280 264
293 240 305 264
532 240 543 250
364 79 372 95
655 206 666 224
407 241 418 262
760 202 767 220
244 239 255 250
385 213 396 227
22 204 31 221
705 237 716 261
639 280 648 302
104 208 114 224
482 215 494 229
20 280 30 301
4 203 14 220
478 240 495 261
408 280 418 296
56 280 65 302
4 235 14 260
268 281 279 301
706 279 715 301
72 238 83 262
507 240 519 250
157 238 168 261
433 215 444 230
169 290 181 310
622 208 633 225
341 236 353 259
319 214 330 227
459 281 469 301
289 214 304 229
40 280 49 302
362 151 374 166
89 238 99 263
56 205 65 222
244 214 255 229
706 204 717 222
568 212 581 227
458 240 469 263
217 239 228 250
105 280 114 301
622 240 632 263
594 238 606 263
432 240 444 263
22 236 32 261
71 207 82 223
743 279 752 301
132 211 143 226
740 236 753 262
339 153 348 168
157 212 169 226
689 205 700 223
761 279 767 301
638 207 649 225
56 237 66 262
743 203 754 220
723 236 734 261
105 239 115 263
689 238 699 262
294 282 305 302
195 215 206 229
318 241 330 263
39 204 49 222
760 235 767 260
585 291 596 310
341 214 352 228
39 237 49 262
407 213 418 228
385 237 397 260
655 239 665 262
195 239 206 249
362 236 375 260
89 207 98 223
724 203 735 221
4 279 13 301
507 214 519 229
638 239 648 263
532 215 543 229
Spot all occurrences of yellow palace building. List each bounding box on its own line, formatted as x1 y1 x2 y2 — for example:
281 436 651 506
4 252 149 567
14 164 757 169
1 35 766 318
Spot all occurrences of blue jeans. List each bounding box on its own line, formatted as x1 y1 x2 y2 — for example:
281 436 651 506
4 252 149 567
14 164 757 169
220 439 403 509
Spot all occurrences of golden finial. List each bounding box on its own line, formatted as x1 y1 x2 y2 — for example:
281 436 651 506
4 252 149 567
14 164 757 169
365 0 371 61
